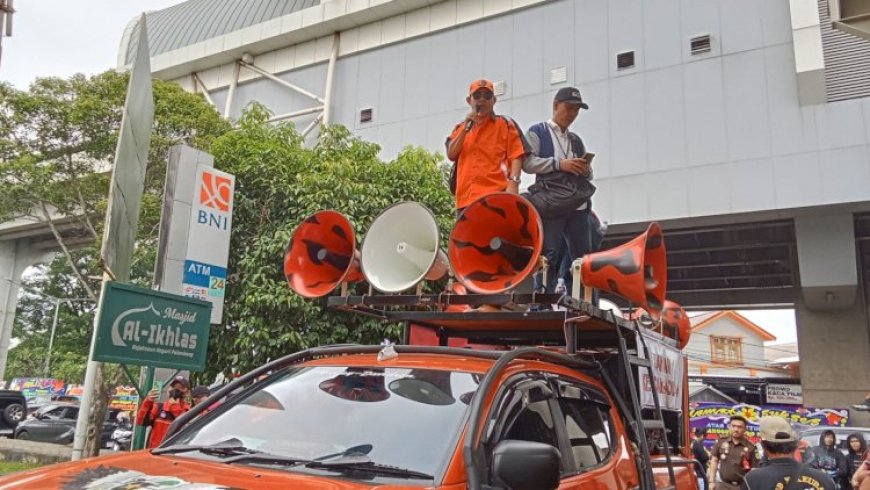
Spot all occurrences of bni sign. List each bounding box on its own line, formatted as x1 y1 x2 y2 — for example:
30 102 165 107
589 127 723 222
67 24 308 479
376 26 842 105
182 165 235 323
93 282 211 371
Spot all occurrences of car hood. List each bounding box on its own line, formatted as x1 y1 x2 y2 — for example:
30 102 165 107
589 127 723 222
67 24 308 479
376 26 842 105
0 451 411 489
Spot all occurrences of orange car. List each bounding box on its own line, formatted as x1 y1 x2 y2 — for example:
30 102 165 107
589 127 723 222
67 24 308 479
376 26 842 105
0 344 699 489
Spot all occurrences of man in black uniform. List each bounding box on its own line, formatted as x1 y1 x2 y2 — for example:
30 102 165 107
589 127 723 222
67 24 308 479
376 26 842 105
742 416 837 490
708 415 758 490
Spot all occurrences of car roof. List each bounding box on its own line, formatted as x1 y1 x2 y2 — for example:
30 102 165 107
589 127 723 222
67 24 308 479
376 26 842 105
801 426 870 433
301 352 498 374
800 427 870 438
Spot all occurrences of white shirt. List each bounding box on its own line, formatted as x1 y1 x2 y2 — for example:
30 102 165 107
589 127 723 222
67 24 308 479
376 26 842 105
546 119 587 210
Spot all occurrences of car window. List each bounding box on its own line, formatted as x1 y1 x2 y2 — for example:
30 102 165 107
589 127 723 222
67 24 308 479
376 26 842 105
42 407 65 419
62 407 79 420
172 366 480 482
558 395 612 470
499 386 559 448
485 375 562 484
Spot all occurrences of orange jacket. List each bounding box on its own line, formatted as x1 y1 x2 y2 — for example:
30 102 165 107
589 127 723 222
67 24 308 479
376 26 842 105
448 115 526 209
136 398 190 448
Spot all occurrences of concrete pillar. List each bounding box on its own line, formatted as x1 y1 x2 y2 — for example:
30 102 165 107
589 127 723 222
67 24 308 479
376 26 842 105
0 239 54 383
794 296 870 427
794 213 870 427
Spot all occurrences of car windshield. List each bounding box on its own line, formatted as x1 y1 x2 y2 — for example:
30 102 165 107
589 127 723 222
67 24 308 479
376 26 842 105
170 365 480 480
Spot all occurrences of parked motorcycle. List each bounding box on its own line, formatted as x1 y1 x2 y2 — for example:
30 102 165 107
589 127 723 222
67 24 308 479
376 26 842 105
107 411 133 451
108 426 132 451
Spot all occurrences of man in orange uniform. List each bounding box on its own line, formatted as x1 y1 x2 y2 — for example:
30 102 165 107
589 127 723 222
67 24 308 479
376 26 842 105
446 79 527 212
136 375 191 448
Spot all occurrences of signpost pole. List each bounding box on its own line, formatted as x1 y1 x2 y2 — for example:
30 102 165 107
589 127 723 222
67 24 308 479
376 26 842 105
132 366 153 450
71 272 110 461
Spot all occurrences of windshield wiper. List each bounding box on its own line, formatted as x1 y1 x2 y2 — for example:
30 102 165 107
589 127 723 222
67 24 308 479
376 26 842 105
152 437 257 456
305 455 434 480
222 443 372 467
222 452 313 465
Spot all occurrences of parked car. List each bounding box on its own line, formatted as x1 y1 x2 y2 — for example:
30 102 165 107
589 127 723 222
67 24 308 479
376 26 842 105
799 426 870 456
13 403 120 446
0 390 27 436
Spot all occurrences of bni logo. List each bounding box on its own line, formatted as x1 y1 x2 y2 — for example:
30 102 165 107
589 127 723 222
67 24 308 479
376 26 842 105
200 170 232 212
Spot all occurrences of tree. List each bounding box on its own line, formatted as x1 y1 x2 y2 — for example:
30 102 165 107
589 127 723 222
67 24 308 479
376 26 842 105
0 71 231 456
203 104 454 380
6 262 94 383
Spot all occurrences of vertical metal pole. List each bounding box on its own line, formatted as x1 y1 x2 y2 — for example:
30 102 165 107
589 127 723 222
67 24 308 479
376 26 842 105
132 366 154 450
43 299 61 378
401 321 411 345
322 32 340 126
223 61 240 120
72 273 110 461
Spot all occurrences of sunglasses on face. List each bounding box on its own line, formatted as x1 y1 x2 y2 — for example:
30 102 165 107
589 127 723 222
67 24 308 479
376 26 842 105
472 91 493 100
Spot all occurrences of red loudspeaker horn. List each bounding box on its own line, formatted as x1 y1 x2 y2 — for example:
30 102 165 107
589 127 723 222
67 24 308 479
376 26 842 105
661 300 691 350
626 301 690 349
449 193 543 294
578 222 667 319
284 210 363 298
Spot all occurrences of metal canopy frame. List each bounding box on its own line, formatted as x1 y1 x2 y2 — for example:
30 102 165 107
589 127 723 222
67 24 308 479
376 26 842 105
192 32 340 141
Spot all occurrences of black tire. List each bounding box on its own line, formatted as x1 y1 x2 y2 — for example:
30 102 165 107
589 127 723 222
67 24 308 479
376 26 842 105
3 403 24 425
16 430 28 440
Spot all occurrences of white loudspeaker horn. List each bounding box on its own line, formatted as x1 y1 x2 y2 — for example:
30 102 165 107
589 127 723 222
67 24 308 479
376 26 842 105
361 202 449 293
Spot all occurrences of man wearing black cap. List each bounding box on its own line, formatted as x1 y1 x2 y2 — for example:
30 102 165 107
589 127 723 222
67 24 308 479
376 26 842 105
742 416 837 490
190 386 210 406
523 87 596 295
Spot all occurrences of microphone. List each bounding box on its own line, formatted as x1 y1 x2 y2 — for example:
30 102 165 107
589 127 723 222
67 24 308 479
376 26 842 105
465 104 481 131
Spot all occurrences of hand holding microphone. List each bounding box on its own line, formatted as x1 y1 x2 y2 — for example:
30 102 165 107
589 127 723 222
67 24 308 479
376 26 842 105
465 104 481 131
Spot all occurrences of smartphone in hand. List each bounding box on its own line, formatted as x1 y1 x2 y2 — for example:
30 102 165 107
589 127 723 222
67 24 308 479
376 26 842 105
583 152 596 165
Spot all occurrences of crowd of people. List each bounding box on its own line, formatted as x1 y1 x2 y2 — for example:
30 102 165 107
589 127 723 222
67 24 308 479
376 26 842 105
446 79 600 293
691 415 870 489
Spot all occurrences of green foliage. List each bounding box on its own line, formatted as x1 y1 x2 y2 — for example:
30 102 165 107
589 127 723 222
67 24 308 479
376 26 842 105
205 104 453 378
0 460 44 475
0 71 230 383
6 264 93 383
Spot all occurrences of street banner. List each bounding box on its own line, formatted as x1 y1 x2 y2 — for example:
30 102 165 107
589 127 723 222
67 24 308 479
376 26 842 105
93 282 211 371
690 402 850 448
64 384 140 412
8 378 65 403
639 339 684 410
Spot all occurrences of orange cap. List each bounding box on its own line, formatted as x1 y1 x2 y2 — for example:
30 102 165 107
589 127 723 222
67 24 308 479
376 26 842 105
468 79 494 96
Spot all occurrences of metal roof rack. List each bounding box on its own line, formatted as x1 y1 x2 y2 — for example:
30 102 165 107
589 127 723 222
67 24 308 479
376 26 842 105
326 292 670 352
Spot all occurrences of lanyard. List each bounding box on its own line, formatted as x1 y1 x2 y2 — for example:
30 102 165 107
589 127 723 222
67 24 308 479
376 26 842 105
551 125 572 160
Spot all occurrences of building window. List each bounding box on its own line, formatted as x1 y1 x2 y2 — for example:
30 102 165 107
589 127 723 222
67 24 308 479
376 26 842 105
710 336 743 364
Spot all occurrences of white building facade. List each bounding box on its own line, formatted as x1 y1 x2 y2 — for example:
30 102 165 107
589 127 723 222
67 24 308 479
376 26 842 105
114 0 870 424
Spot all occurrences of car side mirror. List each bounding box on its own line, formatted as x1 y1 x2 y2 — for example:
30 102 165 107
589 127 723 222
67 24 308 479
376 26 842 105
491 440 560 490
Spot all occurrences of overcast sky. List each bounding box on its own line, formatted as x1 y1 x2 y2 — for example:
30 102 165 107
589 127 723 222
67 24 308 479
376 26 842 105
1 0 181 89
735 309 797 344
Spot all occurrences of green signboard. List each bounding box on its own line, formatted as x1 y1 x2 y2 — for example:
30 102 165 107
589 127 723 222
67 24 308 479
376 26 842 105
94 282 212 371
